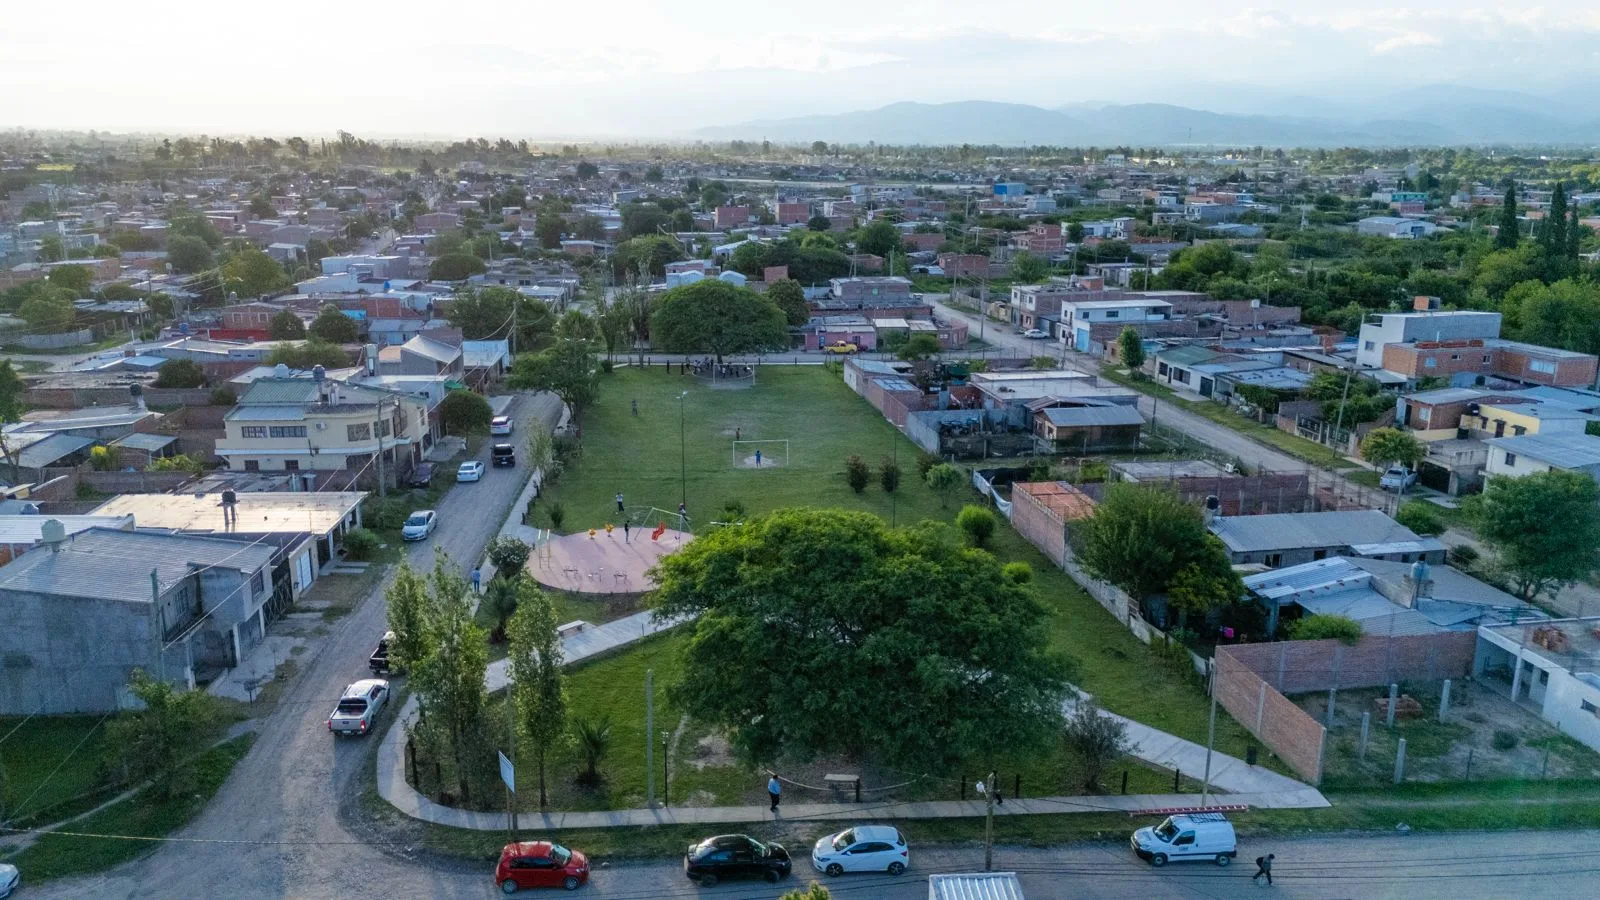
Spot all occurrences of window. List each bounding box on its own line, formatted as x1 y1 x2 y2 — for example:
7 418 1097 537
1539 670 1549 685
1512 426 1526 436
378 419 391 438
347 423 372 442
1423 358 1437 368
1582 699 1598 715
1417 407 1431 423
1504 452 1518 467
1483 355 1493 364
240 426 267 438
1174 832 1195 846
268 426 306 438
1450 353 1460 361
243 459 260 472
284 459 299 471
1363 340 1375 351
1104 310 1119 319
250 570 265 598
1264 553 1283 567
1313 549 1328 560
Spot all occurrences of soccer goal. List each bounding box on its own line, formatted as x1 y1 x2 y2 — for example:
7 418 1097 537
733 439 789 469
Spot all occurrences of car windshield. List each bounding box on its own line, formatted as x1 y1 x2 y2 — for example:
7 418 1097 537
831 830 855 851
749 838 768 856
404 514 429 527
1154 818 1179 841
548 844 571 866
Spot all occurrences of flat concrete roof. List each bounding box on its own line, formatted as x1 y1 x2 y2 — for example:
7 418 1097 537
92 491 366 536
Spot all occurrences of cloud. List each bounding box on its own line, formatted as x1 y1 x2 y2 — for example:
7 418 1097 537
1372 31 1445 54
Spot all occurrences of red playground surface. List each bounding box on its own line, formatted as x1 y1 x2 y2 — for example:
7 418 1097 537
528 527 692 594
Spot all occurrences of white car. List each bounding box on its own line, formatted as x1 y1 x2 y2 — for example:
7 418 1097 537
0 862 18 899
490 415 514 436
327 679 390 736
1379 466 1417 491
811 826 908 877
457 460 485 482
401 510 437 541
1023 328 1049 339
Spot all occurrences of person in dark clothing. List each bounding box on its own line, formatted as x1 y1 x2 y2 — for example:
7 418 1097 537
1252 853 1274 885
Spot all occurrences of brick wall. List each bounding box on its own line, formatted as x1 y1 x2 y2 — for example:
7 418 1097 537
1220 632 1476 694
1011 483 1065 566
1215 654 1326 783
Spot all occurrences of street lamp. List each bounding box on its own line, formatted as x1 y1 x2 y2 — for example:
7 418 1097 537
678 390 689 508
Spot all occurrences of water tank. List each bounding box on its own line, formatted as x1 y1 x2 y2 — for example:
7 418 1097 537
312 365 326 383
274 363 291 379
129 383 143 399
221 489 237 506
178 322 191 335
1411 560 1430 582
40 519 66 546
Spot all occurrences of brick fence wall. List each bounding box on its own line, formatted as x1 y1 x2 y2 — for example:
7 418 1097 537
1216 652 1327 783
1221 632 1476 694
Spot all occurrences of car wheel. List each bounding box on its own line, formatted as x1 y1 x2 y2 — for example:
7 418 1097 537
1215 854 1231 867
563 875 580 890
825 863 843 877
699 874 717 887
765 870 781 883
888 862 905 876
1151 853 1167 867
500 880 519 895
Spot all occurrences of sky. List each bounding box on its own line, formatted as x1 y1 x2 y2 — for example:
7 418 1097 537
4 1 1599 139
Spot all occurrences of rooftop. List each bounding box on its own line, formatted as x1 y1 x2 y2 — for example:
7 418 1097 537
928 872 1026 900
0 528 276 604
1013 481 1098 521
1039 404 1145 428
92 491 366 536
0 515 135 545
1112 459 1234 481
1210 509 1438 554
1485 433 1600 469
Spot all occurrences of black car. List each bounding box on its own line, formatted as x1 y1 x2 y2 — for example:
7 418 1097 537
407 462 435 488
683 835 790 886
491 443 516 467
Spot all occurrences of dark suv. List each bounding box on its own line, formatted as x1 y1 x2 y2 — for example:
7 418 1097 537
491 443 516 467
407 462 434 488
684 834 790 886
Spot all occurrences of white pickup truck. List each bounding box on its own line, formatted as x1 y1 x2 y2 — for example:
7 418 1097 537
327 679 390 737
1379 466 1418 491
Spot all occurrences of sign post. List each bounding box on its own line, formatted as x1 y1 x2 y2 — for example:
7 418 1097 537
499 750 517 845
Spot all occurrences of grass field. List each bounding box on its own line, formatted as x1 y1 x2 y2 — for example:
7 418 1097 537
0 715 111 826
533 366 1265 765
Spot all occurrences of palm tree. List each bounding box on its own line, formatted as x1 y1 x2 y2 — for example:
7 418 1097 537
482 576 519 643
574 717 613 787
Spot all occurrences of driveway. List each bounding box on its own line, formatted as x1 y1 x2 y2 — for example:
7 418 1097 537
25 392 563 899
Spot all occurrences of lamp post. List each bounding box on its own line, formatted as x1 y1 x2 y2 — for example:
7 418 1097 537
678 390 688 508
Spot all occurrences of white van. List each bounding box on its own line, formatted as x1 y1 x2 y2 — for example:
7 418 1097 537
1130 813 1237 867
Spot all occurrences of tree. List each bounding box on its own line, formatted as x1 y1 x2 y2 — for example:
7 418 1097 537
844 455 871 493
855 220 902 258
481 576 520 644
765 278 811 327
880 456 901 494
18 288 75 333
955 504 998 548
105 670 216 799
1010 250 1049 283
807 215 832 232
555 309 597 342
37 234 64 263
1075 483 1213 601
620 202 672 239
409 555 492 804
1066 221 1085 244
573 717 613 787
445 286 522 340
1117 327 1145 369
267 341 350 370
1164 538 1244 629
0 360 21 481
509 339 600 418
439 389 492 435
308 304 359 343
611 235 685 279
429 251 487 281
649 280 789 362
221 247 289 297
897 333 941 362
575 161 598 180
652 509 1072 770
1540 182 1570 280
1286 613 1363 644
47 264 92 295
488 536 533 579
1359 427 1424 472
924 463 964 507
152 359 206 388
1061 700 1132 793
385 561 432 673
1496 184 1520 250
268 309 307 339
1474 470 1600 603
507 580 567 808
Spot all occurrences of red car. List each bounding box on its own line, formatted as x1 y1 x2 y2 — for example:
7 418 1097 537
496 841 589 893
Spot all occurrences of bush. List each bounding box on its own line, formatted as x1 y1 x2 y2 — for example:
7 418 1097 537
1002 561 1033 585
600 359 614 373
1450 544 1481 565
152 359 207 389
439 390 493 435
209 387 236 406
1491 729 1518 751
1394 501 1444 536
844 455 870 494
1285 613 1363 644
916 451 941 478
879 457 901 494
342 527 379 561
547 501 566 531
363 497 411 531
955 504 998 548
720 499 747 522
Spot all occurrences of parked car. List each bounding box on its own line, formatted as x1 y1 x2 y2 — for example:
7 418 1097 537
683 834 791 886
491 415 515 436
492 443 517 467
1 862 18 899
1130 812 1237 867
369 631 398 675
811 826 908 877
1023 328 1049 339
823 342 858 354
401 510 437 541
458 460 485 482
1379 466 1417 491
407 462 435 488
496 841 590 892
327 679 390 736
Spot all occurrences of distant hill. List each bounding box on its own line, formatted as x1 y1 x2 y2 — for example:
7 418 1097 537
693 96 1596 147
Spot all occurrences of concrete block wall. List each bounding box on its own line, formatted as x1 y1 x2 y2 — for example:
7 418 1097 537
1222 632 1476 695
1216 654 1326 783
0 589 162 714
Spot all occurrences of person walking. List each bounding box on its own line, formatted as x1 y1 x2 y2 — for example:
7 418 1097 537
767 774 782 812
631 399 638 416
615 492 625 514
1252 853 1274 886
470 567 482 594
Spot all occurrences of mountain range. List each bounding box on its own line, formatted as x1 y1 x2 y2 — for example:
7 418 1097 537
693 88 1599 147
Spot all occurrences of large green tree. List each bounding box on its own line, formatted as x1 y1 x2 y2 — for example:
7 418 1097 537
408 555 493 804
439 389 493 435
855 220 902 258
308 303 359 343
1474 470 1600 603
765 278 811 326
1010 250 1049 283
508 338 600 418
268 309 307 339
1359 427 1425 472
105 670 217 800
46 264 92 295
429 251 487 281
18 286 75 332
221 247 289 297
1495 184 1520 250
0 360 26 482
446 286 520 340
1075 483 1217 602
652 509 1073 771
506 580 567 808
611 235 684 278
266 340 351 370
649 280 788 362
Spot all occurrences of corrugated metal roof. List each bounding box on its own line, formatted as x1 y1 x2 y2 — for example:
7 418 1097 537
1211 510 1425 554
0 515 134 544
240 379 318 404
1486 433 1600 469
16 433 93 468
929 872 1026 900
0 528 275 604
110 433 178 452
227 406 307 422
1040 405 1145 427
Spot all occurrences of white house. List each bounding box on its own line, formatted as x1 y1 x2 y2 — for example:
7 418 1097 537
1060 297 1173 352
1356 216 1438 239
1476 619 1600 755
1484 433 1600 480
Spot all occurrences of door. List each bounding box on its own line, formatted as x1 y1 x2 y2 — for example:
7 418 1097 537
1199 378 1214 397
1172 831 1197 857
731 843 756 878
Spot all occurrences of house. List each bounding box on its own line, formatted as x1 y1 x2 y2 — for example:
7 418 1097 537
1358 300 1598 387
713 205 751 230
1484 433 1600 480
375 332 464 378
1246 556 1535 638
1356 216 1437 239
0 514 135 565
1209 509 1445 568
213 376 433 483
1011 223 1065 254
937 253 990 278
1475 618 1600 756
462 339 512 384
1031 400 1144 452
1061 297 1173 353
0 527 279 713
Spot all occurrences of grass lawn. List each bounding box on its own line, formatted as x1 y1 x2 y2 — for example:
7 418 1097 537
531 367 1266 768
0 716 111 827
2 735 254 883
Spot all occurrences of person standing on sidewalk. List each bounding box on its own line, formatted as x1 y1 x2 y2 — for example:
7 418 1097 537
767 774 782 812
1252 853 1274 886
470 567 482 594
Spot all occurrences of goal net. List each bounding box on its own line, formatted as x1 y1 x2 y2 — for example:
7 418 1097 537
732 439 789 469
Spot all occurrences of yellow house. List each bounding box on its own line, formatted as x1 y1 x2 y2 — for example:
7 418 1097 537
216 377 433 482
1465 404 1596 440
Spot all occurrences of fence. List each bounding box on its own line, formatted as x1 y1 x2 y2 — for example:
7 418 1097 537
1215 652 1327 783
1219 632 1476 695
14 328 94 350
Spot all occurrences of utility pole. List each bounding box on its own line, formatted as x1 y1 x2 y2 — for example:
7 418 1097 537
374 398 390 498
1200 658 1218 806
981 770 997 871
678 391 688 508
645 668 656 807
